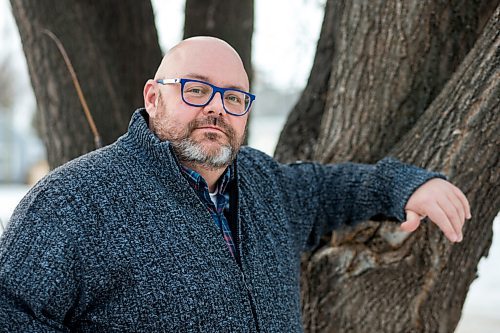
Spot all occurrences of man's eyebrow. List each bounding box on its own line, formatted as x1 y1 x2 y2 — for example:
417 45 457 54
184 73 247 91
184 73 210 82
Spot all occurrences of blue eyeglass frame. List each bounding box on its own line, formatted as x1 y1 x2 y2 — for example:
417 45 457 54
156 78 256 116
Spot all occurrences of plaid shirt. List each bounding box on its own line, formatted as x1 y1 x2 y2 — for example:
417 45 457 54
180 165 236 259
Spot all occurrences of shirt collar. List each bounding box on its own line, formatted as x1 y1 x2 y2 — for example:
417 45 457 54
180 164 232 195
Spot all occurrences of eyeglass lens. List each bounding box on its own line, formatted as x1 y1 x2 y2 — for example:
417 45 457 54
182 81 250 114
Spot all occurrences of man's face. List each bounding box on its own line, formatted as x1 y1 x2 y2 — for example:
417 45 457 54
151 86 247 169
145 39 250 170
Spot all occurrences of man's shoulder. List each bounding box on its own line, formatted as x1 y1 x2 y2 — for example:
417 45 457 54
234 147 282 187
236 146 321 175
10 143 130 223
32 143 127 197
237 146 278 168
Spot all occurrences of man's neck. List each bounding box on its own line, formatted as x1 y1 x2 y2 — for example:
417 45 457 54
180 161 226 192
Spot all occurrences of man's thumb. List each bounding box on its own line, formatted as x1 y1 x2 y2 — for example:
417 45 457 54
401 210 422 232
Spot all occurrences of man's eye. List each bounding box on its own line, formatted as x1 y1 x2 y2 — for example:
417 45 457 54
226 94 242 105
186 87 207 94
184 82 212 95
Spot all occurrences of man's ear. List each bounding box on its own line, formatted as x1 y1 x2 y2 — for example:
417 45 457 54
143 79 158 116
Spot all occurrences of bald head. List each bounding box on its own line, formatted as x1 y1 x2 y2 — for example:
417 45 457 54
143 36 251 177
154 36 249 90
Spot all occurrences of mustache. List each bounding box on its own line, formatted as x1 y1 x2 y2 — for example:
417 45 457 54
186 116 235 138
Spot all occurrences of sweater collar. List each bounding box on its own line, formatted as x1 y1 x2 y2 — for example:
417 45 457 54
118 108 238 183
119 109 177 169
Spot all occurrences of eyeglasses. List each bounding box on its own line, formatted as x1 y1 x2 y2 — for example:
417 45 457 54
156 78 255 116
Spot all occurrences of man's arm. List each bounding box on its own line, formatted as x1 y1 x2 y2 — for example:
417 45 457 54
278 157 469 251
0 190 77 332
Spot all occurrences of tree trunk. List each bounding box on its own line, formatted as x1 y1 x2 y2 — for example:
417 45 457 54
10 0 162 168
183 0 254 84
275 0 497 164
290 3 499 333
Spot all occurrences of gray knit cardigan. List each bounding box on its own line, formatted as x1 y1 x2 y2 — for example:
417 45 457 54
0 109 441 332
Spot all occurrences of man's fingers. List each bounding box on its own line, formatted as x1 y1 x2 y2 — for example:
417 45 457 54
428 202 459 242
404 178 471 242
401 210 422 232
447 193 465 229
437 199 463 241
453 185 471 219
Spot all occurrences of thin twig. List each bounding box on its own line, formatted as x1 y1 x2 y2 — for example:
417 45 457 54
41 29 102 148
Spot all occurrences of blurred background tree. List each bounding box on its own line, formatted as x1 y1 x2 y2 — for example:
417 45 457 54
0 56 14 111
8 0 500 332
10 0 162 167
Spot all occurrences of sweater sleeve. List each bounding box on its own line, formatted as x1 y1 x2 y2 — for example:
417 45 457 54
0 188 78 332
278 157 445 252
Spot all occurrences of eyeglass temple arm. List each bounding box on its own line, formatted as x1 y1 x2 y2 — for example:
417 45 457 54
156 78 181 85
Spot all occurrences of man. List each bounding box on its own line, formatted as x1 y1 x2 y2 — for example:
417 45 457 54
0 37 470 332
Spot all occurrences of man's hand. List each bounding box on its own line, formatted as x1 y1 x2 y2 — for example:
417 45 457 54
401 178 471 242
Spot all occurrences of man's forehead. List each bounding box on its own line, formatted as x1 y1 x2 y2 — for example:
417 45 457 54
181 73 247 91
167 39 242 69
156 37 249 90
173 37 240 58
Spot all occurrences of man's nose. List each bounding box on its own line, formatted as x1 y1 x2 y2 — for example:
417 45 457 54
202 91 227 116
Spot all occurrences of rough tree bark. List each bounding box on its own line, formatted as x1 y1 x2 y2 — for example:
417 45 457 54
287 3 499 333
10 0 162 168
275 0 498 164
183 0 254 84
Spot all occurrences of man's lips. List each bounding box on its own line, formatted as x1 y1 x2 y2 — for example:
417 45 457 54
195 126 227 135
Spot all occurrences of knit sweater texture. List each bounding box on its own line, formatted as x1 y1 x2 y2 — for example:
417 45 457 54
0 109 442 332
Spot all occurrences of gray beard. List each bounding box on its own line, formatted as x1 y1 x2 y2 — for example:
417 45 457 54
171 136 236 170
149 96 242 170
